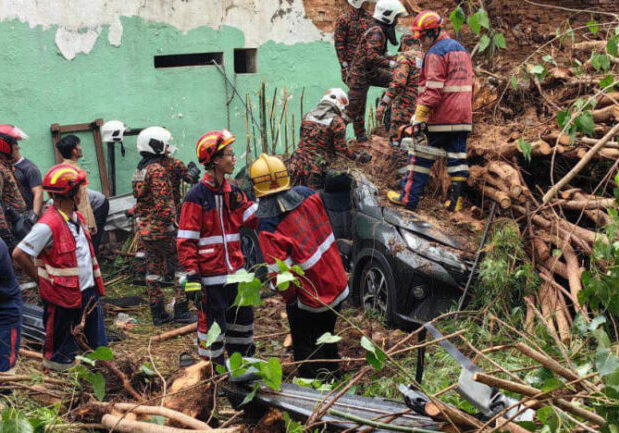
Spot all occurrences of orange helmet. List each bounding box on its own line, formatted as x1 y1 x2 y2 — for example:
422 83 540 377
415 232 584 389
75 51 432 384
196 129 235 165
411 10 443 38
42 164 88 197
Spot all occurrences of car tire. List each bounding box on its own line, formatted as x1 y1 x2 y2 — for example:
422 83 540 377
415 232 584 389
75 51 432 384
358 253 397 327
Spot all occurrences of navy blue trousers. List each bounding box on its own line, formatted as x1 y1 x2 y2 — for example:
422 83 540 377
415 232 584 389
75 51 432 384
0 326 20 372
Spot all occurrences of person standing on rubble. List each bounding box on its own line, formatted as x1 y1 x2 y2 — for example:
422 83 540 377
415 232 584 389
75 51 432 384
56 135 98 235
334 0 375 85
13 164 107 371
0 125 28 252
376 34 422 140
0 237 22 373
132 127 196 326
177 129 258 365
388 11 474 211
347 0 408 143
250 154 349 379
11 138 43 218
288 88 371 189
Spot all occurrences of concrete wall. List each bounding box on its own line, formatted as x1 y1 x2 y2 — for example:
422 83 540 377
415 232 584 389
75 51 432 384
0 0 383 195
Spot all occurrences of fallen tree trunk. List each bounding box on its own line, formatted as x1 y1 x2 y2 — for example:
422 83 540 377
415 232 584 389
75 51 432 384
553 197 616 210
591 104 619 123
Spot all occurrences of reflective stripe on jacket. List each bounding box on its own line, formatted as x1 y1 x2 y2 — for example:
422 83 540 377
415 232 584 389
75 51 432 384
257 186 349 312
417 32 474 131
36 207 105 308
177 173 258 282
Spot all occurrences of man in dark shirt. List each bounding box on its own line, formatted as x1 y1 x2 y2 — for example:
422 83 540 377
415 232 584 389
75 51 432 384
11 141 43 217
0 238 22 372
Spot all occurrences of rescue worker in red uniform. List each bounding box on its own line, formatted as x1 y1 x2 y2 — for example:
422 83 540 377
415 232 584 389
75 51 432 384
347 0 408 142
177 130 258 365
388 11 474 211
334 0 374 84
376 34 422 139
288 88 370 189
132 127 196 325
250 154 349 379
0 125 28 251
13 164 107 371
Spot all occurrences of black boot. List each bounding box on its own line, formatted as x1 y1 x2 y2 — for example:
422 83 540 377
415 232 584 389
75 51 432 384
444 181 465 212
174 299 198 323
150 300 172 326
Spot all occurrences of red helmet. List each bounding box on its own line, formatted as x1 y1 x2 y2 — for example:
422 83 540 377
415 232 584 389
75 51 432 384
0 124 29 156
196 129 235 165
411 10 443 39
42 164 89 197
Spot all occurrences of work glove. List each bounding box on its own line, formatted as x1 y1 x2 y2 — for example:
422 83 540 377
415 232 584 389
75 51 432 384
410 115 426 138
354 151 372 164
410 105 431 138
184 276 202 303
186 162 201 184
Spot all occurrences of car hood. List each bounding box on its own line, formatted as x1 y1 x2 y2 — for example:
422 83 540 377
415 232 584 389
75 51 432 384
382 206 462 250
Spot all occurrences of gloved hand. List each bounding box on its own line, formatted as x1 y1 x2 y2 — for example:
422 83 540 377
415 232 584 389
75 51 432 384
410 115 426 138
376 104 387 123
410 105 430 138
354 151 372 164
184 277 202 302
187 162 200 184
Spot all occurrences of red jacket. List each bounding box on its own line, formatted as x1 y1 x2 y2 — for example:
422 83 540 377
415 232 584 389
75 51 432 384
257 186 349 312
177 173 258 285
35 207 105 309
417 32 474 132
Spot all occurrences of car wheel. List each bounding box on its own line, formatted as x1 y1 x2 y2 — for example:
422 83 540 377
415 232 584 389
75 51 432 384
359 256 397 326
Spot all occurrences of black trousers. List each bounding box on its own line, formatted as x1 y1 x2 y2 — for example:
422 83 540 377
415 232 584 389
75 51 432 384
286 302 340 379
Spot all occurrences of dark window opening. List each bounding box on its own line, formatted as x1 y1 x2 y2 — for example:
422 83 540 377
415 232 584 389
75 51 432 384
234 48 258 74
154 52 223 69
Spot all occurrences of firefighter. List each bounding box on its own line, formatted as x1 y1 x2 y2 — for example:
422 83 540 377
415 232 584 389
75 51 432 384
250 154 349 379
388 11 474 211
334 0 375 84
376 34 422 139
132 127 196 325
0 125 28 251
347 0 408 142
160 146 201 212
288 88 371 189
0 237 21 373
177 129 258 365
13 164 107 371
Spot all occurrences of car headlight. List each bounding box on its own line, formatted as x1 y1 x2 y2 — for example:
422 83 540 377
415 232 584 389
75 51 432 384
411 284 427 300
400 229 422 251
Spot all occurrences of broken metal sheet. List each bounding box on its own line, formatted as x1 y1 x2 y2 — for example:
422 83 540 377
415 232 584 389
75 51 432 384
104 193 136 232
225 382 443 432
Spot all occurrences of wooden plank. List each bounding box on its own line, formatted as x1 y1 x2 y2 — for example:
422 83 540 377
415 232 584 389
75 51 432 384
50 124 63 164
92 119 110 198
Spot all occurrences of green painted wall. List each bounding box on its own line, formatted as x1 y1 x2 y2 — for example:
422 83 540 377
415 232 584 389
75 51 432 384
0 17 383 195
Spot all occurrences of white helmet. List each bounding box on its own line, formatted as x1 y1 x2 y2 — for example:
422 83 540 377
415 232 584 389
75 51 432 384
101 120 127 143
347 0 369 8
321 88 349 113
137 126 172 155
373 0 408 24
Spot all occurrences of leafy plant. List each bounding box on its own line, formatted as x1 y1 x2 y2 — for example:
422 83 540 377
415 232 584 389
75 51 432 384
518 138 533 163
73 346 114 401
448 5 506 56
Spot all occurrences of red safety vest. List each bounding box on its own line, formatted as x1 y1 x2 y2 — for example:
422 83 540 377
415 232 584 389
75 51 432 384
35 207 105 309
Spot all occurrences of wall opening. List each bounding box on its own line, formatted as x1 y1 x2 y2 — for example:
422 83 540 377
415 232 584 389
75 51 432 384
154 52 223 69
234 48 258 74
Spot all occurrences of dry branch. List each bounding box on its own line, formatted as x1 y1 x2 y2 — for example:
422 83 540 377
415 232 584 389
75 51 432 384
96 402 211 430
152 324 197 342
101 415 242 433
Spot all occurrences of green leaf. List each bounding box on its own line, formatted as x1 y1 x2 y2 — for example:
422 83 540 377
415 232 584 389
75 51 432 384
510 75 519 90
542 55 557 66
275 258 291 272
466 13 482 35
316 332 342 345
87 346 114 362
449 7 466 33
215 364 227 375
91 372 106 401
361 336 376 354
140 363 156 376
589 315 607 331
229 352 245 377
477 9 490 30
276 271 297 290
227 268 256 284
600 75 615 90
593 328 611 349
493 33 506 49
75 355 96 367
608 37 618 57
575 112 595 136
233 278 262 307
517 138 532 163
591 53 611 72
530 64 546 76
557 110 570 129
552 249 562 257
259 358 282 390
205 322 222 348
360 337 385 371
586 20 599 35
478 35 490 53
596 349 619 377
536 406 558 432
541 377 563 392
240 383 259 406
291 265 305 276
0 409 34 433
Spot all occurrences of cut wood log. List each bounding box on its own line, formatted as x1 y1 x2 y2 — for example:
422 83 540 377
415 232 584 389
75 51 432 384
424 400 482 429
473 373 607 426
543 123 619 203
591 105 619 123
596 92 619 108
553 197 616 210
163 360 214 421
95 402 211 430
481 184 512 209
18 349 42 360
101 415 242 433
152 323 197 342
572 40 606 51
532 237 551 261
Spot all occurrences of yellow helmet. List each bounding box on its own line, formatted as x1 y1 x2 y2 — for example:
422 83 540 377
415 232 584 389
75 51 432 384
249 154 291 198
